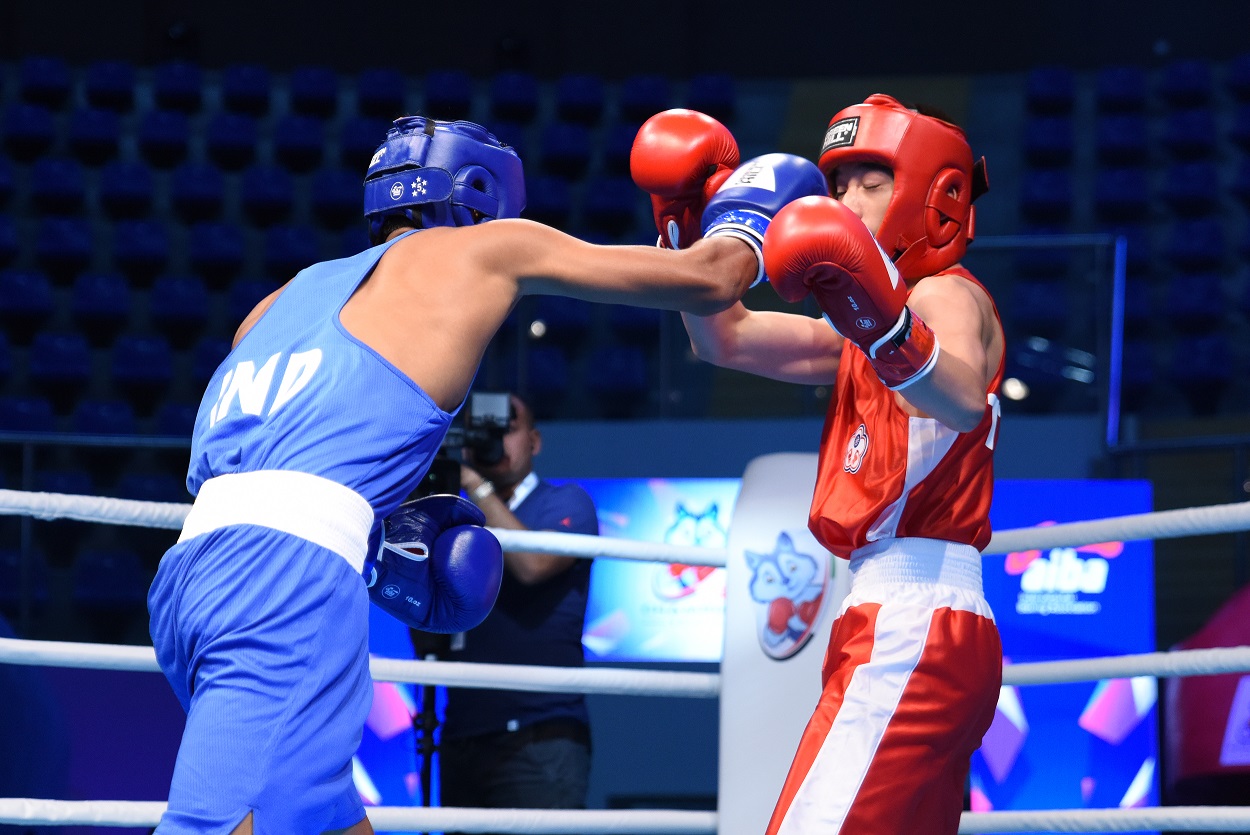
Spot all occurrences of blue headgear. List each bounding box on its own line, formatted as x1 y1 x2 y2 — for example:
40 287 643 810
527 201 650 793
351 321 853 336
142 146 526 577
363 116 525 242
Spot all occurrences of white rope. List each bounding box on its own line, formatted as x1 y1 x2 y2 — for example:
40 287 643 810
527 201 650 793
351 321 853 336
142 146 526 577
984 500 1250 554
1003 645 1250 686
5 799 1250 832
0 488 188 529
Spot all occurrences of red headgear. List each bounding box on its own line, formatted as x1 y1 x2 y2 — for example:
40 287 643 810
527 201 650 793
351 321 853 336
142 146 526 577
817 94 989 281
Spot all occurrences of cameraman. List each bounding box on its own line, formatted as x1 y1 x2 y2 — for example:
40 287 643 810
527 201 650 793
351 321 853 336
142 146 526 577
439 392 599 820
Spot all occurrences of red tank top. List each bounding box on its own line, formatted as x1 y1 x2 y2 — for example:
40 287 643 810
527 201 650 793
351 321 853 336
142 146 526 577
808 267 1004 559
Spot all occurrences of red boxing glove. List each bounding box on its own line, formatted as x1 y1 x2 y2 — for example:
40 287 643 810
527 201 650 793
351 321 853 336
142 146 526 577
630 109 739 249
764 196 940 390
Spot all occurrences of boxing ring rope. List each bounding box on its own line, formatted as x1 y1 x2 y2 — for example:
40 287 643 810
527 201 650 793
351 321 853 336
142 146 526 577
2 489 1250 832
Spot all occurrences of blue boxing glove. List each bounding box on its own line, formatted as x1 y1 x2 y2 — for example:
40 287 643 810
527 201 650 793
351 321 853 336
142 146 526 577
366 494 504 633
701 153 828 286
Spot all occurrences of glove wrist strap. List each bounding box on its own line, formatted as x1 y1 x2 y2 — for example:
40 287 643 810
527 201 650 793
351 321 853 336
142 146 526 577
866 307 940 390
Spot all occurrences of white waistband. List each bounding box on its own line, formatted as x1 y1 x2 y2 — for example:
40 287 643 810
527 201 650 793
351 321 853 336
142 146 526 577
179 471 375 574
848 537 983 594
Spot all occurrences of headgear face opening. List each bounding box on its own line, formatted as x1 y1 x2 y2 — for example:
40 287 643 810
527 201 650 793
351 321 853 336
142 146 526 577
817 94 989 281
363 116 526 243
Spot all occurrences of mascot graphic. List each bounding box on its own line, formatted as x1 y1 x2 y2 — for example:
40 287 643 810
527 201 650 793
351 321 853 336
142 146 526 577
744 532 829 659
652 502 727 600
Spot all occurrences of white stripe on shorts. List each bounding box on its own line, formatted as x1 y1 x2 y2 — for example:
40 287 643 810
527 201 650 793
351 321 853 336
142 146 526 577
179 471 375 573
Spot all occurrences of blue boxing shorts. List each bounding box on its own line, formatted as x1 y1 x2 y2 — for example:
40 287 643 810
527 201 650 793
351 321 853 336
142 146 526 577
148 525 372 834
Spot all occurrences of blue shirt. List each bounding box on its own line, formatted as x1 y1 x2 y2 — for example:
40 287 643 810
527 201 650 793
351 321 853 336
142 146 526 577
441 477 599 738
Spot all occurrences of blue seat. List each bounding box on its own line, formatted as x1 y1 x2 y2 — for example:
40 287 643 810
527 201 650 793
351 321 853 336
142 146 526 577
153 61 203 113
540 121 592 179
72 399 137 435
1158 58 1214 108
0 269 54 343
1159 161 1220 217
1119 338 1155 412
3 103 55 162
99 160 154 219
1120 278 1154 337
620 74 671 123
150 274 210 348
155 400 198 437
192 337 233 387
486 120 527 164
1234 158 1250 209
490 70 539 124
1164 218 1226 271
608 305 663 345
522 344 572 410
586 344 650 418
1229 52 1250 102
1025 65 1075 115
18 56 71 109
188 222 246 286
290 66 340 118
1168 333 1232 416
227 279 279 325
524 176 572 228
264 225 320 279
339 226 373 259
206 112 258 171
531 296 592 346
110 334 174 416
0 395 55 431
84 60 136 112
71 271 131 346
241 165 295 227
27 331 93 413
581 176 641 238
1230 104 1250 152
1161 108 1218 160
35 217 94 282
137 109 190 169
423 69 474 121
1165 271 1225 333
555 74 605 125
0 549 50 613
1022 116 1074 167
0 330 11 387
686 73 737 123
111 219 170 283
74 547 147 606
0 214 17 268
170 162 224 223
30 157 86 215
1096 65 1147 113
1019 169 1072 226
221 63 272 115
1009 280 1070 339
338 115 392 171
273 114 326 173
0 157 13 208
310 168 361 230
1093 167 1150 224
1095 114 1149 166
356 68 407 119
68 107 121 166
33 469 95 560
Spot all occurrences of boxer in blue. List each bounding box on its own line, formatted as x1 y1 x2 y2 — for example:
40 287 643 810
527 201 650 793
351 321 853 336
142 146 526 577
147 113 829 834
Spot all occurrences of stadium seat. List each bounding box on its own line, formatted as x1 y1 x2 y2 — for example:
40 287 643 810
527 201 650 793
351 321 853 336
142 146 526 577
33 468 95 563
1095 65 1147 113
84 60 136 112
154 400 198 437
99 160 154 219
0 330 10 388
1168 332 1232 416
28 330 93 413
0 269 54 343
620 74 671 124
0 158 12 208
1165 271 1226 334
356 67 407 119
1009 279 1071 339
339 226 373 259
241 165 295 227
35 217 94 282
1022 116 1074 167
0 548 50 617
487 121 527 163
1093 167 1151 224
149 274 210 349
1161 108 1218 160
586 344 650 419
0 395 55 431
686 73 737 124
540 121 592 179
1164 218 1226 272
607 304 663 345
1024 65 1075 115
108 473 185 566
1158 58 1214 108
521 344 571 419
188 222 246 287
221 63 272 115
137 109 191 169
110 335 174 416
1234 158 1250 209
490 70 539 124
555 73 605 125
1159 161 1220 217
72 398 137 436
1095 114 1149 166
310 167 361 230
191 337 233 387
1019 169 1073 226
111 219 170 284
339 115 392 171
602 122 638 176
523 176 572 228
226 279 278 327
30 157 86 215
67 107 122 166
273 114 326 174
1120 277 1154 338
71 271 131 347
264 225 320 279
1010 227 1072 279
1118 338 1155 413
2 103 56 162
74 546 150 640
531 296 593 346
1229 104 1250 152
170 161 225 223
206 112 258 171
423 69 474 121
1228 52 1250 102
17 56 71 109
581 176 641 238
0 214 17 269
289 65 340 118
153 60 203 112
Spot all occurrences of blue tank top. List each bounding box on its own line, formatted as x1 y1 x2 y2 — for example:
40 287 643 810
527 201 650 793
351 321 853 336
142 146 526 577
187 232 456 523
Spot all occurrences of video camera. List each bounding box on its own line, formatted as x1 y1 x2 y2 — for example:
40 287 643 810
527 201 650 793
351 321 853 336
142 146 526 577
410 391 514 498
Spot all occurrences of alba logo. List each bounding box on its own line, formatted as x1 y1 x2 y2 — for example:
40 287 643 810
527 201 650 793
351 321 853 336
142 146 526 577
1020 548 1108 594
